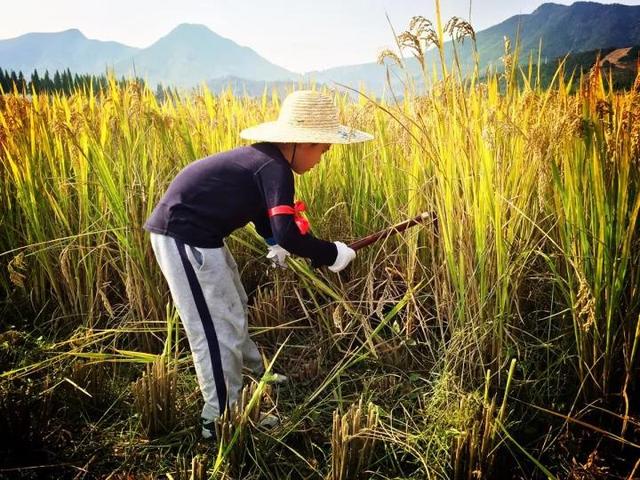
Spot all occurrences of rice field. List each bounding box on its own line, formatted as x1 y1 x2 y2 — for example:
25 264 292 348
1 12 639 480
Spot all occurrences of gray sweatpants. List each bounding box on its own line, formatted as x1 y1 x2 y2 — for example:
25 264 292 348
149 232 263 422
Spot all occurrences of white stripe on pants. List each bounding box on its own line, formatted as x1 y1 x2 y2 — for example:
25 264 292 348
149 232 263 421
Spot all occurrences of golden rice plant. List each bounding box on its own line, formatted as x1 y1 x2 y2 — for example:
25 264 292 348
452 360 517 479
330 396 380 480
215 382 263 442
131 355 177 437
190 454 209 480
1 1 640 475
175 453 208 480
547 65 640 401
248 280 287 345
213 381 273 473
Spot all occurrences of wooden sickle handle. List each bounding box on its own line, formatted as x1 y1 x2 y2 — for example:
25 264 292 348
347 212 437 251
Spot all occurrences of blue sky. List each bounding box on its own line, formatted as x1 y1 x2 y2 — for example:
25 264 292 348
2 0 640 73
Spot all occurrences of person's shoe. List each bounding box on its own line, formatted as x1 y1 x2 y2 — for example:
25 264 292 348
204 413 278 436
264 372 289 385
246 367 289 385
201 417 217 440
257 412 280 429
244 361 265 376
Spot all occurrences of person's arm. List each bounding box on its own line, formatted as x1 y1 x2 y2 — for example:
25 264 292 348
252 211 276 245
253 160 338 268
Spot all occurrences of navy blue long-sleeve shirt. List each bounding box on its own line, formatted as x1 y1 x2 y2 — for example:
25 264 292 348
143 142 338 267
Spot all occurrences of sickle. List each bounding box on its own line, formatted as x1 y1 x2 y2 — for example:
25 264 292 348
348 212 438 251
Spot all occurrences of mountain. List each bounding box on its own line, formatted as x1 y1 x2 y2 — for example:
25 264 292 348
1 3 639 96
0 24 296 89
309 2 640 94
205 75 331 98
0 29 138 75
471 1 640 68
304 61 398 98
529 45 640 90
113 24 296 87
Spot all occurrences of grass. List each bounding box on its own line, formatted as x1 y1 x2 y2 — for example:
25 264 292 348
1 3 640 478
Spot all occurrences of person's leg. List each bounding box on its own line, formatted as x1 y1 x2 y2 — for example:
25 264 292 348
221 245 288 387
221 245 264 375
150 233 245 437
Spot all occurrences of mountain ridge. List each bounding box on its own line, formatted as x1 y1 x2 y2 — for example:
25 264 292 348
1 2 639 95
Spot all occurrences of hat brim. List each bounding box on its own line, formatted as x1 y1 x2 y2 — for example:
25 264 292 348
239 122 374 144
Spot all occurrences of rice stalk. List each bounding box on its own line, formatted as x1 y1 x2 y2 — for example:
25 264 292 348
131 355 178 437
330 396 380 480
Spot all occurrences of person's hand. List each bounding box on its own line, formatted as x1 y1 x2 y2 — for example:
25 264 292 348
328 241 356 272
266 244 290 268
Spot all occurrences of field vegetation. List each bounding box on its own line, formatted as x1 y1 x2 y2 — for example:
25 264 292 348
1 5 639 479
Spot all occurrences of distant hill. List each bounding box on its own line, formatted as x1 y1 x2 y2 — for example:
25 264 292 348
0 24 297 89
0 29 138 75
470 2 640 69
205 76 328 98
113 24 297 88
526 45 640 90
310 2 640 94
1 2 639 96
303 61 398 99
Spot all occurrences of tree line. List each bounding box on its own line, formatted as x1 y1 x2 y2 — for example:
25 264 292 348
0 67 177 100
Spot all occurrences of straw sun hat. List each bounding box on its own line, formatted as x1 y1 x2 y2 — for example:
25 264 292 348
239 90 374 144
